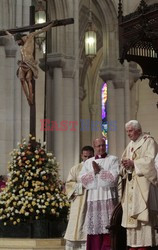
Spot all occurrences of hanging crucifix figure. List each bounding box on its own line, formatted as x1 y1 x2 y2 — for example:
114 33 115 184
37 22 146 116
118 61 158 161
1 18 74 106
0 16 74 136
6 23 53 105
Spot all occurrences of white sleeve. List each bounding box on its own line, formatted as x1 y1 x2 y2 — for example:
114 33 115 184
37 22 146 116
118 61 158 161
74 183 83 195
155 154 158 178
135 163 143 175
79 160 97 190
98 156 120 188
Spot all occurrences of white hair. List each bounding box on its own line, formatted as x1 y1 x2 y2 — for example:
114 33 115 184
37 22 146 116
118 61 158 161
125 120 142 131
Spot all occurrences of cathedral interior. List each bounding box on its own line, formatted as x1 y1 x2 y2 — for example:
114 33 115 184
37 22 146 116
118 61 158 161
0 0 158 249
0 0 158 180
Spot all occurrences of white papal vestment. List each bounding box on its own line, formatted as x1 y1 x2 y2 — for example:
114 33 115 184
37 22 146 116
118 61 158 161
121 133 158 247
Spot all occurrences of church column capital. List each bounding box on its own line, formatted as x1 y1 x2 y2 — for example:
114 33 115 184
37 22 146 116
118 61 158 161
0 37 17 57
39 53 76 78
100 63 140 89
99 66 117 83
47 53 65 68
99 66 125 88
62 55 76 78
39 53 65 76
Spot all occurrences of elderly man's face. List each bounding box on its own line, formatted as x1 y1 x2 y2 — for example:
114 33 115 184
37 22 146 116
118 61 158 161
94 138 106 155
126 125 141 142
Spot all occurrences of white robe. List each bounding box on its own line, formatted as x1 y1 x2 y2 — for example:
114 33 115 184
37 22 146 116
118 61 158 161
64 163 87 250
121 134 158 247
79 155 119 235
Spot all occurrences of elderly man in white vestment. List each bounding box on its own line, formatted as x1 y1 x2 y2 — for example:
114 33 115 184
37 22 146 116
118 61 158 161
79 138 119 250
64 145 94 250
120 120 158 250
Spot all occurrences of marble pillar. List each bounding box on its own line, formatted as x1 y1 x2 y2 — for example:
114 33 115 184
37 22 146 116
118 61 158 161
44 53 79 180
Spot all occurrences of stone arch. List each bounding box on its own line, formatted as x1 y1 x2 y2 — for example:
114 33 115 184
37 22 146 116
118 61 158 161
80 0 119 145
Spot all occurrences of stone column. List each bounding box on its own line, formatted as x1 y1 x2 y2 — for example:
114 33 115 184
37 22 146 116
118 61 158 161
38 0 79 180
124 61 140 144
113 80 125 158
45 53 79 180
45 53 65 178
63 69 79 180
100 62 140 157
52 66 64 177
0 46 9 174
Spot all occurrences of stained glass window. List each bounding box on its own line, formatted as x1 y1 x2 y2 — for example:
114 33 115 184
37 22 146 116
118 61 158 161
101 83 108 151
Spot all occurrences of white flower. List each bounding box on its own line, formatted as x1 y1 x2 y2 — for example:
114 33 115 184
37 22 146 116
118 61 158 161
40 171 46 175
47 152 52 157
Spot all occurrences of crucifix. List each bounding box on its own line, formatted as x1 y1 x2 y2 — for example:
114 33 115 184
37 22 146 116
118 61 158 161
0 5 74 138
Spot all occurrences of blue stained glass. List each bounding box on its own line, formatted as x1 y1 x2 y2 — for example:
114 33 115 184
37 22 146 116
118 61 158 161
101 83 108 151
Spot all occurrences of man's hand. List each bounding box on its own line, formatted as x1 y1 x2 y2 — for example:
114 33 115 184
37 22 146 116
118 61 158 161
5 30 12 36
121 159 134 172
92 161 100 175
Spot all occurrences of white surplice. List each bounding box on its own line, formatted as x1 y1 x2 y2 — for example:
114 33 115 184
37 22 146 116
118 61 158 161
79 155 119 235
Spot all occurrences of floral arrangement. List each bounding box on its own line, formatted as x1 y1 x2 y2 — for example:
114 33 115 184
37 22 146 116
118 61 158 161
0 136 70 225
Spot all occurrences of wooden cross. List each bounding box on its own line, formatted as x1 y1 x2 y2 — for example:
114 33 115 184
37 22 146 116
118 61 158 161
0 6 74 138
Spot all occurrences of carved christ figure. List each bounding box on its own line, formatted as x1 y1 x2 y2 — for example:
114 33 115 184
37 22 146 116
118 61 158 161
6 22 53 105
